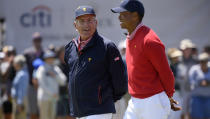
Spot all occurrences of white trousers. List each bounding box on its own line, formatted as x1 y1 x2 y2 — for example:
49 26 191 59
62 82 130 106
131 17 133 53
123 92 171 119
112 98 127 119
77 113 112 119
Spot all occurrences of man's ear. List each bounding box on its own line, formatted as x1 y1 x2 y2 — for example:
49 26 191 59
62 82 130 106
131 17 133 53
74 21 78 31
132 12 139 19
132 12 142 23
95 19 98 26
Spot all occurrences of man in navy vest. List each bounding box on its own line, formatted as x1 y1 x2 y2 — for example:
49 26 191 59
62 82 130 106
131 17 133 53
64 5 127 119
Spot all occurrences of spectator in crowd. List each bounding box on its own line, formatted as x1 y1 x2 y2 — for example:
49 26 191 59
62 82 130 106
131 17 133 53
1 96 13 119
48 44 56 53
177 39 197 119
203 45 210 56
168 48 183 119
0 51 4 119
191 47 198 62
0 45 16 119
118 40 126 63
36 50 66 119
32 58 44 89
111 0 181 118
203 45 210 67
168 48 183 79
0 51 5 63
112 40 128 119
0 46 16 94
64 5 127 119
24 32 44 119
56 46 75 119
11 55 29 119
188 52 210 119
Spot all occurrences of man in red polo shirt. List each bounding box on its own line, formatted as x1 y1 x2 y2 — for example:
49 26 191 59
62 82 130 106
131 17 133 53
111 0 181 119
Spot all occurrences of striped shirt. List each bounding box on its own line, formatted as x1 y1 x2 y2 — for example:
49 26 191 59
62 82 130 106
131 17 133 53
73 37 92 51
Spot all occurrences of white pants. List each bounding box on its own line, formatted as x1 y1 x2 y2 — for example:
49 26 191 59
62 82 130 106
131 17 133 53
77 113 112 119
123 92 171 119
112 98 127 119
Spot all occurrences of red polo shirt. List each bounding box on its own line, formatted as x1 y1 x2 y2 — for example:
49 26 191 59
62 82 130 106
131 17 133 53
126 24 175 98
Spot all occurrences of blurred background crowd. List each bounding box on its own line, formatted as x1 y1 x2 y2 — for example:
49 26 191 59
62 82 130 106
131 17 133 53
0 32 74 119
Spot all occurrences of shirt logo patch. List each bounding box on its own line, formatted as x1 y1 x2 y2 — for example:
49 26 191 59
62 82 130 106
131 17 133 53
83 8 87 11
134 45 137 48
88 57 92 62
114 57 120 61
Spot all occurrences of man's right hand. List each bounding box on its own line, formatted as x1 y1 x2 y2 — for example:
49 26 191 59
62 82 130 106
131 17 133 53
169 97 182 111
201 80 208 86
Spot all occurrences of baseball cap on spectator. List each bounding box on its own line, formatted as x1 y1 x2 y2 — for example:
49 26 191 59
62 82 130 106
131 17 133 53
198 52 209 61
32 32 42 41
75 6 96 19
180 38 195 50
32 58 44 69
111 0 145 17
43 50 55 59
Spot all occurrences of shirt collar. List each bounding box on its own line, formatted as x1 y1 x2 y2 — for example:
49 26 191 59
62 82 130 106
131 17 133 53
78 36 92 44
73 36 92 48
127 23 143 40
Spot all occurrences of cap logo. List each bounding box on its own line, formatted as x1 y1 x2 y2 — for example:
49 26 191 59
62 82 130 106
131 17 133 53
88 57 92 62
83 8 87 11
114 56 120 61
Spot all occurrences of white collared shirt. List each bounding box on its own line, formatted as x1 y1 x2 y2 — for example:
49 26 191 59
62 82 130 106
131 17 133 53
127 23 143 40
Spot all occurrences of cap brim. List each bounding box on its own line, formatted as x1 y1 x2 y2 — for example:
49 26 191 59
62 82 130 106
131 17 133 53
111 7 127 13
75 13 96 19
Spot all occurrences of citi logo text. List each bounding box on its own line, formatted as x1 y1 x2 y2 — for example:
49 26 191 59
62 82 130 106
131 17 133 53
20 5 52 28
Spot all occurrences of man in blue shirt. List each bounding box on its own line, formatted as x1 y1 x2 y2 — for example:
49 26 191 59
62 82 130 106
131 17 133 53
12 55 29 119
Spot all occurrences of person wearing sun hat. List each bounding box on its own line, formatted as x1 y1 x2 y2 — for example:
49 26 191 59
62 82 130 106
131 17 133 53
167 48 183 119
188 52 210 119
111 0 181 118
64 5 127 119
176 38 198 119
